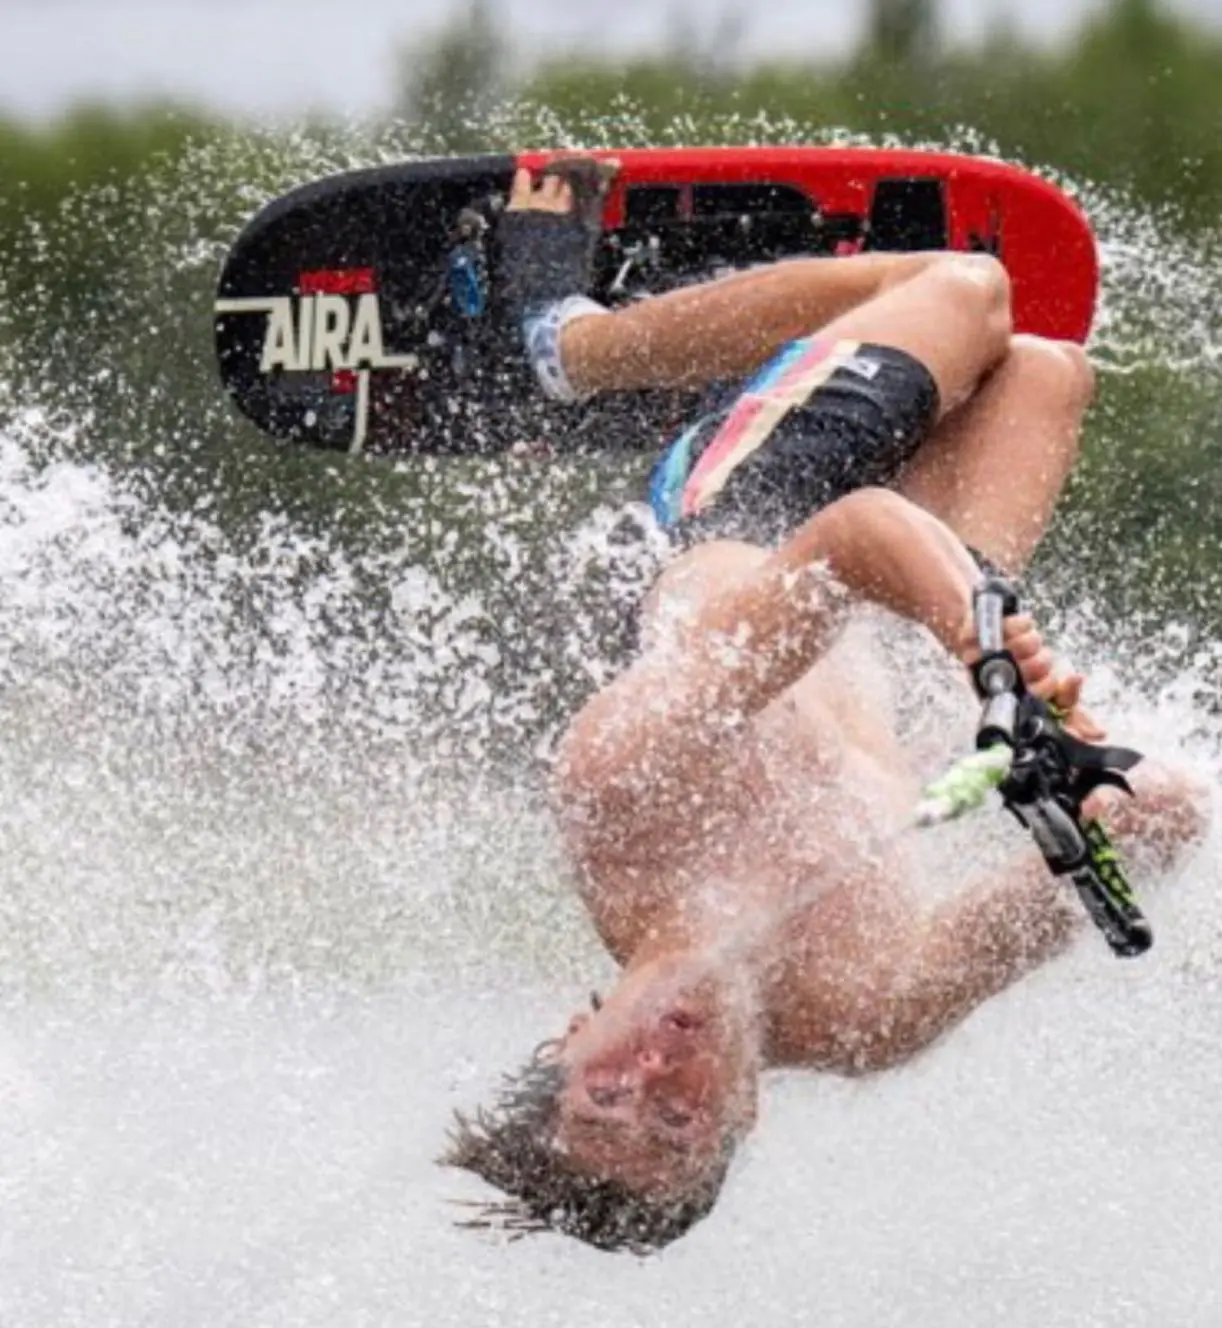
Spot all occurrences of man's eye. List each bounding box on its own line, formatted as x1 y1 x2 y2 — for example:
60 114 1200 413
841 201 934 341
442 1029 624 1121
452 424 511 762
587 1085 629 1108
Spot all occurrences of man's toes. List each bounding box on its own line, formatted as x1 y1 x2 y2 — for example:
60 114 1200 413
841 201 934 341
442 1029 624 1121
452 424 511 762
508 167 534 207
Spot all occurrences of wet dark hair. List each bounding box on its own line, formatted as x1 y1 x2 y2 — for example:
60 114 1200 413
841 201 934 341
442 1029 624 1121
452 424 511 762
440 1039 736 1255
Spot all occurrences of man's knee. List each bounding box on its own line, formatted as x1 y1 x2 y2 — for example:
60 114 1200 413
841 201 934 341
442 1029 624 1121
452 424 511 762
887 255 1012 382
943 252 1011 302
1005 334 1095 411
924 253 1013 343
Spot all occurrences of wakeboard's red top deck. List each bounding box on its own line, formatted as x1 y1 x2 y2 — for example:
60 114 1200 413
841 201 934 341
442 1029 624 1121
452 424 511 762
215 146 1098 454
519 147 1096 343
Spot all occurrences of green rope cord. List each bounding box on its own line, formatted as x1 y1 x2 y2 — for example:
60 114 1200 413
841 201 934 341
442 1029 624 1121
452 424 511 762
913 745 1014 829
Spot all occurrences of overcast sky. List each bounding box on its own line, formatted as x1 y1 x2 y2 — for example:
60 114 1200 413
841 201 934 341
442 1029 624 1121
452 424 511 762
3 0 1221 123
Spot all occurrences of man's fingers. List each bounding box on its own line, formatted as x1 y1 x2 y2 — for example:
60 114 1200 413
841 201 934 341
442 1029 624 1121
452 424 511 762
957 609 1108 743
1054 674 1084 711
1066 708 1107 742
506 168 575 214
1046 674 1107 742
1022 648 1056 691
537 175 574 211
1007 629 1045 662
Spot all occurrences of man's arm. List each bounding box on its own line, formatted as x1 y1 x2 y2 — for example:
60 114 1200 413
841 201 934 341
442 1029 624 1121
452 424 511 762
862 854 1082 1072
860 762 1210 1071
554 488 985 842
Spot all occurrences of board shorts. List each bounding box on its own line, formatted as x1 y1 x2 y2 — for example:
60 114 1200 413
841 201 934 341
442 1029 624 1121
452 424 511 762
646 337 941 547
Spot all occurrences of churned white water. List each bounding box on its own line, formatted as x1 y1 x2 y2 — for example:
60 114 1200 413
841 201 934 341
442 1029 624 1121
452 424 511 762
2 128 1222 1327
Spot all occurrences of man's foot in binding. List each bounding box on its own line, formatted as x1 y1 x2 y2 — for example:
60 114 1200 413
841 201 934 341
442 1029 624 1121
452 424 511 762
495 157 619 401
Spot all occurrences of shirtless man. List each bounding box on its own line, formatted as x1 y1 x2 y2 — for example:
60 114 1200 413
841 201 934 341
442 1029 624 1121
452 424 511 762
443 166 1207 1252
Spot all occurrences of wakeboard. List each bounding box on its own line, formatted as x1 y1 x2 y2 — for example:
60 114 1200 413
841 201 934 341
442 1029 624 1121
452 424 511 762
214 147 1099 456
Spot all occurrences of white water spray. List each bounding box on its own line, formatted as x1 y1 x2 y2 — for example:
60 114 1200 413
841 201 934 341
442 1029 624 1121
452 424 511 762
1 122 1221 1326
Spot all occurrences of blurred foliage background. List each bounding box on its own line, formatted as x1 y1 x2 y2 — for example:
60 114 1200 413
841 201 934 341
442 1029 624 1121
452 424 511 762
0 0 1219 657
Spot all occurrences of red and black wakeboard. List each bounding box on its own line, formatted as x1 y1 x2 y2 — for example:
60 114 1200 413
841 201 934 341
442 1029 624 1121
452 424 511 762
214 147 1098 456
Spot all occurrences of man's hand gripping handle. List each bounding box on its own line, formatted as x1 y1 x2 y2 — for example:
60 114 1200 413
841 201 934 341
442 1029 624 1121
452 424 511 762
967 578 1153 958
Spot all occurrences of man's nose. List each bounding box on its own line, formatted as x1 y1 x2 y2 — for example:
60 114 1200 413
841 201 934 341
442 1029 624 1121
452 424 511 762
636 1044 665 1074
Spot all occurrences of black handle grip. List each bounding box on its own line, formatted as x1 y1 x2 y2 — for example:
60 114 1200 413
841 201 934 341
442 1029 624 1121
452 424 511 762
1069 821 1153 957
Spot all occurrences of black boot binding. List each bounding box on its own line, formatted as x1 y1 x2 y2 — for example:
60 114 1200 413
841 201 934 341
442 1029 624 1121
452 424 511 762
493 158 618 328
407 160 615 385
921 577 1153 957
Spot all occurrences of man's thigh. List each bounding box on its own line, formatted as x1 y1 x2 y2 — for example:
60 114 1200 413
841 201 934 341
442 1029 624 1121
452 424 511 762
810 254 1012 417
897 336 1094 573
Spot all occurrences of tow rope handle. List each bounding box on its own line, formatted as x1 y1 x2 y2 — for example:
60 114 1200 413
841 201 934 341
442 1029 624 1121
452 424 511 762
967 578 1153 958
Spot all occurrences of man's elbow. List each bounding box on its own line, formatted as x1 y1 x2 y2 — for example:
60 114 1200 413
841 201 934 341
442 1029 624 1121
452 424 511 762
1154 767 1213 861
551 698 653 842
